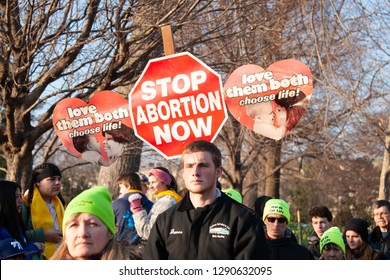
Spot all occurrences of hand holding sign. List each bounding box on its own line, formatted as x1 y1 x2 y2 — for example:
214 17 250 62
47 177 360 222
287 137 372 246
53 90 133 165
223 59 313 140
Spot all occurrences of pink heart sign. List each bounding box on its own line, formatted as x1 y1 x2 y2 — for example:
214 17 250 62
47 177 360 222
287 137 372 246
223 59 313 140
52 90 133 166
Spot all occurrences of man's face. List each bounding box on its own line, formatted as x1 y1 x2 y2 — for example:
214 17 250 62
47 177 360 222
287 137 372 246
182 151 221 195
311 216 332 238
373 206 390 231
264 214 288 239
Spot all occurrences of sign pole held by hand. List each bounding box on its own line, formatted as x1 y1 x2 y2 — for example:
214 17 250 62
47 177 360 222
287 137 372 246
161 25 175 55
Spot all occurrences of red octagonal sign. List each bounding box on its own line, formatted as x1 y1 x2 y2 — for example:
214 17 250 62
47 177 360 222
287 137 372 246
129 52 228 159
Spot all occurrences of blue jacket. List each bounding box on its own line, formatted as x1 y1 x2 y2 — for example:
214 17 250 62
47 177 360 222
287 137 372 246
0 227 42 260
112 191 153 244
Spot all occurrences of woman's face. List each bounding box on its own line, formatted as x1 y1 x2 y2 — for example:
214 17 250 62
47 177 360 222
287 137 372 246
103 133 124 160
64 213 112 260
345 230 363 251
322 243 344 260
147 174 167 195
37 176 62 203
15 188 23 214
86 135 101 153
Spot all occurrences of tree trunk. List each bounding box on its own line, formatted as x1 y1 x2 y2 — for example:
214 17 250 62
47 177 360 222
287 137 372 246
264 140 281 198
231 118 243 192
97 133 143 195
379 116 390 200
4 143 34 191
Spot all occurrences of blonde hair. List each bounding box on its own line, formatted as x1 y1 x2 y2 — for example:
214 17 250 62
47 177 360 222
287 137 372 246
51 237 141 260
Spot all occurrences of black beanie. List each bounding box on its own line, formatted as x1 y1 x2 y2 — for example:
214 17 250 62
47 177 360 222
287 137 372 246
344 218 369 242
254 195 272 218
33 163 61 183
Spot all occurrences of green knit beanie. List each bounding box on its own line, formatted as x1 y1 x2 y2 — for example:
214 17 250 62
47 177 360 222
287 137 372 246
63 186 116 236
222 189 243 203
262 198 291 223
320 226 345 254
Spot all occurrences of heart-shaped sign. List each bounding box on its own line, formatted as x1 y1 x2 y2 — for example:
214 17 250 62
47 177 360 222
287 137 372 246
53 90 133 166
223 59 313 140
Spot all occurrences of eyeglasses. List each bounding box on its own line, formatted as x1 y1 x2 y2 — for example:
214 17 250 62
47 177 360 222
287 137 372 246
266 217 287 223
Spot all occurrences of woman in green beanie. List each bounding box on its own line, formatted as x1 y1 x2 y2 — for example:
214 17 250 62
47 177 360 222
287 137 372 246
319 227 346 260
51 186 140 260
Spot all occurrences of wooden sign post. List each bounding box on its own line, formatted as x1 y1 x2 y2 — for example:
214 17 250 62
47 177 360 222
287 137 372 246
161 25 175 55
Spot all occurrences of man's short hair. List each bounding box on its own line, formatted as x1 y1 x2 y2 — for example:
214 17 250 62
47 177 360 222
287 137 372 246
372 200 390 212
309 205 333 222
116 172 141 191
181 140 222 168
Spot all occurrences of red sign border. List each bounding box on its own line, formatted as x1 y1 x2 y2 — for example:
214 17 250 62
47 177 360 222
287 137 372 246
128 52 228 159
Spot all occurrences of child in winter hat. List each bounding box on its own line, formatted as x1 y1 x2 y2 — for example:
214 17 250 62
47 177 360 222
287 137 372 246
320 227 346 254
63 186 116 236
262 198 291 223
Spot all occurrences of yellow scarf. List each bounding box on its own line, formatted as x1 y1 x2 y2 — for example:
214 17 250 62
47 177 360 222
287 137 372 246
23 186 64 259
155 190 182 203
126 190 142 194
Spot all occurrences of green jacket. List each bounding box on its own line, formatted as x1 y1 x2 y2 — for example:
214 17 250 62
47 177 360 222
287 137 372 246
21 201 45 260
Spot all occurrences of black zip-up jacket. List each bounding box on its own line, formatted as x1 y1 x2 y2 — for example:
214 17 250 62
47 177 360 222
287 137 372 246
369 226 390 259
144 191 270 260
267 236 314 260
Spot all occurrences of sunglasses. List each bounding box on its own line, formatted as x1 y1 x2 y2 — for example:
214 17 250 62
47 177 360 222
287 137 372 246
266 217 287 223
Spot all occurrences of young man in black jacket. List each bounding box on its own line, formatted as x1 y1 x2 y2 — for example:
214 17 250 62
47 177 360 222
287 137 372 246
144 140 270 260
306 205 333 259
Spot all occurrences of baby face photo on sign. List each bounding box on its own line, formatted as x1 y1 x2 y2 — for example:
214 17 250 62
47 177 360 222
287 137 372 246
223 59 313 140
53 90 133 166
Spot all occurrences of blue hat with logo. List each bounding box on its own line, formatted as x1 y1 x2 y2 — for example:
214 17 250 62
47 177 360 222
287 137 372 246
0 239 25 259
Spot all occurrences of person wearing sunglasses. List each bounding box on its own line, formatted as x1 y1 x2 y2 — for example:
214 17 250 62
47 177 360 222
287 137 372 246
263 198 314 259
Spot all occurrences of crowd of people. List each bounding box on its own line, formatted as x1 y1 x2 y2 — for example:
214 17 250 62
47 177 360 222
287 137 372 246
0 140 389 260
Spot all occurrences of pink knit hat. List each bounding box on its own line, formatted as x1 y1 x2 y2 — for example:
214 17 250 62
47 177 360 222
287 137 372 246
149 168 172 186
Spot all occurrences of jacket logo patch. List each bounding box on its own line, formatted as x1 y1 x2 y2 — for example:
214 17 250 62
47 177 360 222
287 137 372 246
169 229 183 235
209 223 230 239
